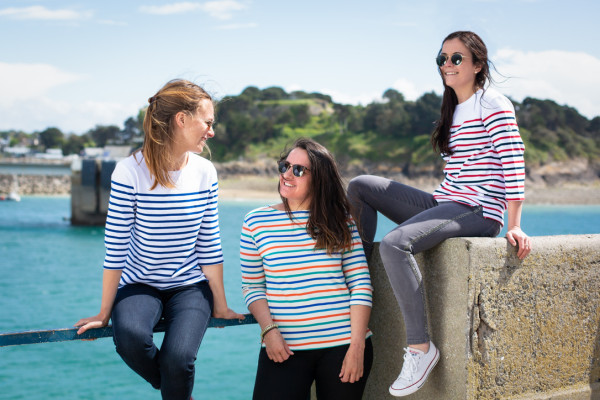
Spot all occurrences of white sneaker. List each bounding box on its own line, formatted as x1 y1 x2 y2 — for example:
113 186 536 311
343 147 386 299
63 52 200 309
389 341 440 397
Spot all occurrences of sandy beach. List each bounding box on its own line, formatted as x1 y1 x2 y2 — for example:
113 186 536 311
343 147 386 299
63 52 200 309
218 175 600 205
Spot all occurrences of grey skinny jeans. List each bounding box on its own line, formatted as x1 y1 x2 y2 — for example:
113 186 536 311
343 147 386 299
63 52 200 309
347 175 501 345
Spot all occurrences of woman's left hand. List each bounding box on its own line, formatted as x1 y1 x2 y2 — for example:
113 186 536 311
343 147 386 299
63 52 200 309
505 227 531 260
339 343 364 383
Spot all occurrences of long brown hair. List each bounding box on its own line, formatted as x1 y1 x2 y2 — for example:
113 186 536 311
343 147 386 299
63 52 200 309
431 31 492 155
279 138 353 255
142 79 213 189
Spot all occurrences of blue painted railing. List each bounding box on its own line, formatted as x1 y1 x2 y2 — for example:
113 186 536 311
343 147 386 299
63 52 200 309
0 313 257 347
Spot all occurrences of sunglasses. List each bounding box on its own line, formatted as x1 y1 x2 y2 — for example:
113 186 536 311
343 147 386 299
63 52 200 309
436 53 470 67
278 161 310 177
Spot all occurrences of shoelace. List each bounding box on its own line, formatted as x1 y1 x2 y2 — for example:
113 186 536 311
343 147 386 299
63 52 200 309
398 347 420 380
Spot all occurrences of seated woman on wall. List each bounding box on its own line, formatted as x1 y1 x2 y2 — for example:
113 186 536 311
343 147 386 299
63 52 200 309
348 31 532 397
240 138 374 400
75 79 244 400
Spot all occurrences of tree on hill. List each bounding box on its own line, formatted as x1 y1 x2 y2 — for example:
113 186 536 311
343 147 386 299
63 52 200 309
4 86 598 173
63 133 93 156
88 125 120 148
38 127 65 151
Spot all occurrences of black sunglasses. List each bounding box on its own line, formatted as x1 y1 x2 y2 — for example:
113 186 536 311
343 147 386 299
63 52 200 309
436 53 470 67
278 161 310 177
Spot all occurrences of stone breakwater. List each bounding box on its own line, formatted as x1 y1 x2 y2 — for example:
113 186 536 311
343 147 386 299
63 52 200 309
2 158 599 203
0 174 71 196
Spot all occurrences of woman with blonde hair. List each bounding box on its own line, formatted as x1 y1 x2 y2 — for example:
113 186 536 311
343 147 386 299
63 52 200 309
76 79 244 399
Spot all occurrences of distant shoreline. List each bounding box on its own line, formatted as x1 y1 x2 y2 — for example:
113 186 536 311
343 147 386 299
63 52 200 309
219 180 600 205
1 172 599 205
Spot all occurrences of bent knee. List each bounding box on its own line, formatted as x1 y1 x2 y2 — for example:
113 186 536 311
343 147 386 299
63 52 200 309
347 175 372 197
379 231 412 255
160 350 196 377
113 326 153 353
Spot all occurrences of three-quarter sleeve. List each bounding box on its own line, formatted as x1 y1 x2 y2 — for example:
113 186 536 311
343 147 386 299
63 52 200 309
103 163 136 271
240 217 267 306
341 220 373 307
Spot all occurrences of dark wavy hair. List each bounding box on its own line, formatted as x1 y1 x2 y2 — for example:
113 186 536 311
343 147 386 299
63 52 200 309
431 31 492 155
279 138 353 254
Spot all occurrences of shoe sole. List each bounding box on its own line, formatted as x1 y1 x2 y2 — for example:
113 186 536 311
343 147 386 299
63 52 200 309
388 347 440 397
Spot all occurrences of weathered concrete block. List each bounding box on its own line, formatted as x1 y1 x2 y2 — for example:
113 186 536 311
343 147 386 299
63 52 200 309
364 235 600 400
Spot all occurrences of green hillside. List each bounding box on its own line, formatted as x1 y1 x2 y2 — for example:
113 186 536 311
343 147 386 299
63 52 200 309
2 86 599 178
210 86 600 175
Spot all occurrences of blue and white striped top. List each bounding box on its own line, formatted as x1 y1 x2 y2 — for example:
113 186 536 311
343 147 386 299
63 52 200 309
433 88 526 225
103 152 223 290
241 207 373 350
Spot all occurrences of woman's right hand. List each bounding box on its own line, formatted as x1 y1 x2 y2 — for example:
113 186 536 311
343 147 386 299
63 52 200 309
74 313 110 335
263 328 294 363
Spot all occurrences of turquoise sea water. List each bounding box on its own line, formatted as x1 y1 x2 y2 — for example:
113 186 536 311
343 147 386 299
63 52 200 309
1 197 599 399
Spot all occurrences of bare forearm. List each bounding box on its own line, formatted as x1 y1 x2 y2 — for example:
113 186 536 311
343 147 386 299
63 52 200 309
248 299 275 329
99 269 123 322
506 200 524 229
349 304 371 347
202 263 229 313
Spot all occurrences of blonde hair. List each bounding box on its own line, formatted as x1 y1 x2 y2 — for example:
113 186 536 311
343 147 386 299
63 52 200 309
142 79 213 189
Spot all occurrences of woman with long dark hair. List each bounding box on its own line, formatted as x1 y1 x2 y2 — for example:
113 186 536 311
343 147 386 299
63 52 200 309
348 31 532 397
241 138 374 400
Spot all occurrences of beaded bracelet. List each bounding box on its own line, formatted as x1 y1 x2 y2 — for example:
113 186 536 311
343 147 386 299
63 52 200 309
260 323 279 342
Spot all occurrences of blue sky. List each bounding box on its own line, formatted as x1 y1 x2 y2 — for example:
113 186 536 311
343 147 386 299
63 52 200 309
1 0 599 134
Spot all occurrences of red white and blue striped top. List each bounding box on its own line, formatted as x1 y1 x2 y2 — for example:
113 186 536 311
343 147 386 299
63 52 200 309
103 152 223 290
240 207 373 350
433 88 526 225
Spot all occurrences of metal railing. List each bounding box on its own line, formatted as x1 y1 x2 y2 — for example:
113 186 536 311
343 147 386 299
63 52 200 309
0 313 257 347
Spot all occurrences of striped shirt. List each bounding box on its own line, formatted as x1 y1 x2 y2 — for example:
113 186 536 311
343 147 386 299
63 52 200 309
240 207 373 350
433 88 526 225
103 152 223 289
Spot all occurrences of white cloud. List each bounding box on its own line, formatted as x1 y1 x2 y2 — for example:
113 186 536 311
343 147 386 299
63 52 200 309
140 0 246 20
0 62 136 133
139 2 202 15
319 88 384 106
392 78 431 101
0 6 92 20
202 0 246 20
0 98 139 133
0 62 83 105
492 48 600 119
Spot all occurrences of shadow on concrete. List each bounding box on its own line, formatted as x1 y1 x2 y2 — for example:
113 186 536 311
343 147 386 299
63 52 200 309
591 316 600 399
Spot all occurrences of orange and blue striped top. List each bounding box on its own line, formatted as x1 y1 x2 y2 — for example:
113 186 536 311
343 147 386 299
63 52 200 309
240 206 373 350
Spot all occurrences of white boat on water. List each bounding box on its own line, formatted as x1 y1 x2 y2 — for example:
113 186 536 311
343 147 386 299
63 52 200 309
7 191 21 201
1 175 21 201
0 191 21 201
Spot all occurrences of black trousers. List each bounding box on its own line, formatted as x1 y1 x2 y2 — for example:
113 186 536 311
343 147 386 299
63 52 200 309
253 338 373 400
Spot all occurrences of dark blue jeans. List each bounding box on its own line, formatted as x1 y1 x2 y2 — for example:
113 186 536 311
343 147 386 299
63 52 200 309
112 281 213 400
348 175 501 345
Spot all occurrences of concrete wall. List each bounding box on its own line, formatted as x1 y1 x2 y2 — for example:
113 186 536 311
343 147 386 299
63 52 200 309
364 235 600 400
